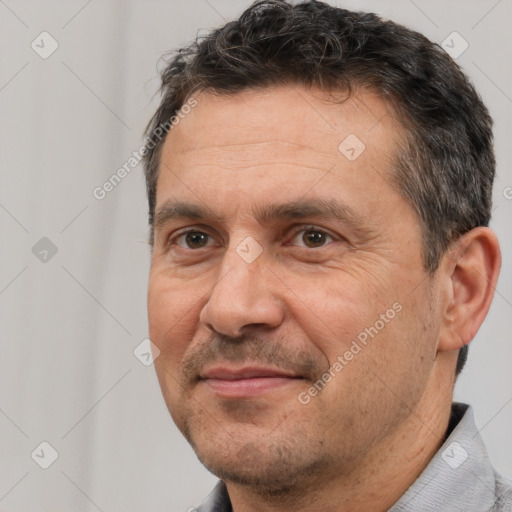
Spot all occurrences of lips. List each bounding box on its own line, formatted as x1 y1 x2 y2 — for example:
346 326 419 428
199 365 302 398
201 366 299 380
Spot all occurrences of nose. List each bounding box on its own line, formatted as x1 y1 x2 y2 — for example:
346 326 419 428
199 245 285 338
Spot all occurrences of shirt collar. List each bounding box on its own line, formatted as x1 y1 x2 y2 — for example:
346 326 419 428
196 480 231 512
390 402 497 511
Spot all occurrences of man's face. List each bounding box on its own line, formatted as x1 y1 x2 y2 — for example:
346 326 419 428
148 86 442 491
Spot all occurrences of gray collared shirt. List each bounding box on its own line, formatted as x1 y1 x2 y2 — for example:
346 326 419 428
195 403 512 511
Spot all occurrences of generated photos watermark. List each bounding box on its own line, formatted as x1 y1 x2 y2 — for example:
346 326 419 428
92 96 198 200
298 301 403 404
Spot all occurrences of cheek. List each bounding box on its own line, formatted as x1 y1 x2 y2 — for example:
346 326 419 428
281 269 393 361
147 269 201 361
148 273 200 415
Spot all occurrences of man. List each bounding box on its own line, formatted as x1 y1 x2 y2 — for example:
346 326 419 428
143 1 511 510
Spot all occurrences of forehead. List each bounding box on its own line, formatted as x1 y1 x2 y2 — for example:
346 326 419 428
165 85 400 156
155 85 405 216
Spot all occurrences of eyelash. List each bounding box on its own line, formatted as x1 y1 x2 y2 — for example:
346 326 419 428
167 225 338 250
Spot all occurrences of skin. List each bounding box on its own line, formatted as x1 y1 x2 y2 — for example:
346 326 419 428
147 85 501 512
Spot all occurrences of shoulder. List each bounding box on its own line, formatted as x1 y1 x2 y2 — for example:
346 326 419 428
492 471 512 511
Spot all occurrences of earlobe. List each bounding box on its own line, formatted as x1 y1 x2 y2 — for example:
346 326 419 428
437 227 501 353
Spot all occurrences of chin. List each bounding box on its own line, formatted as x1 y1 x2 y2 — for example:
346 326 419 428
188 426 330 496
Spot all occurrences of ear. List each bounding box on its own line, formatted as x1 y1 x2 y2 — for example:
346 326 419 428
437 227 501 352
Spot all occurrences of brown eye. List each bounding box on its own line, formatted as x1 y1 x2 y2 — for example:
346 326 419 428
289 227 335 248
175 230 213 249
302 230 328 248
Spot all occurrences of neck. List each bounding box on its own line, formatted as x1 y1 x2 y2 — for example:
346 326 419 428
225 366 454 512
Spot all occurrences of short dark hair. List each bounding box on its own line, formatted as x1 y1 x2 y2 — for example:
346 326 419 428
143 0 496 375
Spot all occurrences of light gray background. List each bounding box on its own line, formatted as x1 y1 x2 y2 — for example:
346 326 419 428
0 1 511 511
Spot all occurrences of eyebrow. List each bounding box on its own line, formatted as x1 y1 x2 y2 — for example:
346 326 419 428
154 198 370 236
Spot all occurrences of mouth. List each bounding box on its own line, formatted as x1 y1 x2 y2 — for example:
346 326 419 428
199 365 304 398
